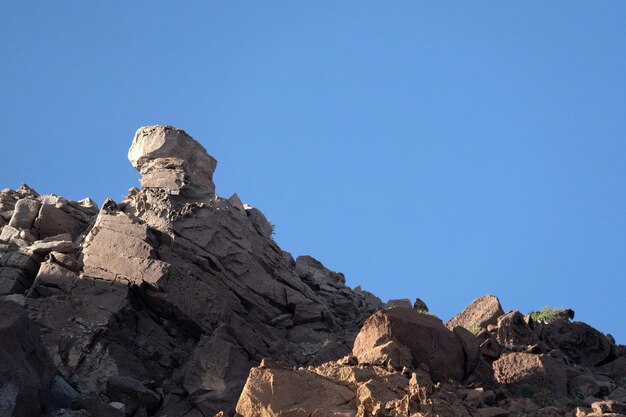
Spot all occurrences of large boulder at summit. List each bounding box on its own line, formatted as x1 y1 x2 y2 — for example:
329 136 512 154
353 308 466 382
128 125 217 196
0 300 56 417
447 295 504 331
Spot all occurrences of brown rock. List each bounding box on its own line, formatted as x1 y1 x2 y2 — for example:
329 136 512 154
235 367 355 417
447 295 505 331
353 308 466 382
492 352 568 395
496 311 538 349
591 400 626 415
539 320 612 367
480 336 502 362
128 125 217 196
453 326 481 375
8 198 41 230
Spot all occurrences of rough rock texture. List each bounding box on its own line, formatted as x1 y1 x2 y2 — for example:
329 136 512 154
537 320 613 367
1 126 625 417
492 352 568 395
0 300 56 417
0 126 383 417
496 311 539 349
353 308 466 382
128 125 217 197
447 295 505 331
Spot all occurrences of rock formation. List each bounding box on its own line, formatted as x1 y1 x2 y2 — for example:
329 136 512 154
0 126 624 417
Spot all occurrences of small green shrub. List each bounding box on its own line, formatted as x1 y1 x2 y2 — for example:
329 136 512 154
517 384 556 407
467 325 482 335
530 306 567 324
416 308 438 318
569 386 592 407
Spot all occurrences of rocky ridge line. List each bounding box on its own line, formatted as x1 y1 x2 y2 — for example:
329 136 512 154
0 126 624 417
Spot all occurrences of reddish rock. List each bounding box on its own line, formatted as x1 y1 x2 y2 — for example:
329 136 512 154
446 295 505 331
235 367 355 417
496 311 538 349
538 320 612 367
492 352 568 395
353 308 466 382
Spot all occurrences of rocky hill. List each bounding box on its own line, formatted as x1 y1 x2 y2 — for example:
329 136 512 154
0 126 624 417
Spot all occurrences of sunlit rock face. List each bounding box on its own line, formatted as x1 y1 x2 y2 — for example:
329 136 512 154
128 125 217 197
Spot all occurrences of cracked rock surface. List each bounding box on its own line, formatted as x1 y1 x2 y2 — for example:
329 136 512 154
1 126 624 417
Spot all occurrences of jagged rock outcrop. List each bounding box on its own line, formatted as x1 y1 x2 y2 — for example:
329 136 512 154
1 127 624 417
0 126 383 417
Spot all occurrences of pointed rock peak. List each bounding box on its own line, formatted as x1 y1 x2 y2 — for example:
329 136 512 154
128 125 217 197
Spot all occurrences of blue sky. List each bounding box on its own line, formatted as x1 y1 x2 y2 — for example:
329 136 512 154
1 2 625 342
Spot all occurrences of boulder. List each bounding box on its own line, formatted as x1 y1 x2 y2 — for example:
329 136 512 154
453 326 481 376
128 125 217 196
413 298 429 312
353 308 466 382
496 311 538 349
296 255 346 290
590 400 626 415
8 198 41 230
538 320 612 367
596 356 626 382
235 367 355 417
446 295 505 331
492 352 568 395
0 300 56 417
29 233 76 254
34 203 86 240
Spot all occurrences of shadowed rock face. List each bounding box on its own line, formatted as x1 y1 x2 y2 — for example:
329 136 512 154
1 127 624 417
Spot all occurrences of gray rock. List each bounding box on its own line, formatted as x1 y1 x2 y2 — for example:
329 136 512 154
8 198 41 230
245 206 273 239
48 375 80 410
106 375 160 415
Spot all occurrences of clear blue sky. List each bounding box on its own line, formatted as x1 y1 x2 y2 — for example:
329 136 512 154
1 2 625 342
